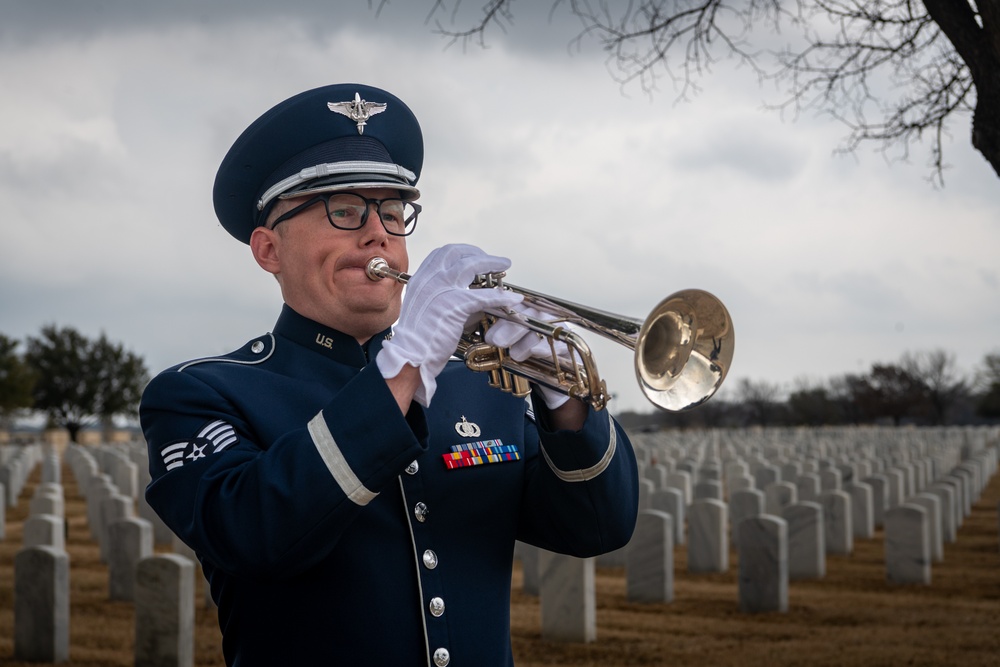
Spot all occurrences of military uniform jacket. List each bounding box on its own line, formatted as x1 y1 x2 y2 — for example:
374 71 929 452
140 305 639 667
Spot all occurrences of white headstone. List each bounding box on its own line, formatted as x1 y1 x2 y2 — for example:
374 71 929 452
764 482 798 517
688 499 728 573
650 487 686 546
783 502 825 580
14 546 69 663
884 504 931 585
846 481 874 540
109 517 154 601
135 553 196 667
626 510 674 603
539 551 596 643
819 490 853 556
737 515 788 613
23 514 65 551
907 493 943 563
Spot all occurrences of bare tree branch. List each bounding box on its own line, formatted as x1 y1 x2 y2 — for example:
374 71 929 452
772 1 975 184
414 1 999 183
427 0 516 50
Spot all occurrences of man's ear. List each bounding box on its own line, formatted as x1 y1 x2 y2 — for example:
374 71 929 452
250 226 281 275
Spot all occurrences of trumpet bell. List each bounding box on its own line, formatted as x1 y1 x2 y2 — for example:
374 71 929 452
635 289 734 411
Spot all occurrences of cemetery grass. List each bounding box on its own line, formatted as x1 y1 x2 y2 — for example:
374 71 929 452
0 465 996 666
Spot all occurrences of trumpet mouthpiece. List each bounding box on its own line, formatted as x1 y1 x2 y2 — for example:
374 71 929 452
366 257 410 284
366 257 390 281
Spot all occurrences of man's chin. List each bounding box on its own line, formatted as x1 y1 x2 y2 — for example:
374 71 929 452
342 299 400 327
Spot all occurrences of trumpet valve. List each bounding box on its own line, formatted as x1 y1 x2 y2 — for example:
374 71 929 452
471 271 506 289
463 342 503 373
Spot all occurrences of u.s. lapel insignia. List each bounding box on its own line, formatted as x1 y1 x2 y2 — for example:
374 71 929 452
327 93 388 135
455 416 481 438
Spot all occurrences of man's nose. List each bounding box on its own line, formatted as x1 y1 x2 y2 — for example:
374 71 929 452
361 204 390 243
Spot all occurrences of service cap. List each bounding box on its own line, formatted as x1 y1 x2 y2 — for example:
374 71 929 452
213 83 423 244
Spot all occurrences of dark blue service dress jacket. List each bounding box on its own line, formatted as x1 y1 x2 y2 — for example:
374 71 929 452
140 305 639 667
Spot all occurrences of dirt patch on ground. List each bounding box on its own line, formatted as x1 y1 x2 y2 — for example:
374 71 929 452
1 458 998 666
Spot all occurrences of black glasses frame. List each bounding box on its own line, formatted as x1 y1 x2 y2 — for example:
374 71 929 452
268 193 421 236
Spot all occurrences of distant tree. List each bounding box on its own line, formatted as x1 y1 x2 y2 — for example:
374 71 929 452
24 325 148 442
974 350 1000 419
0 333 36 429
827 373 867 424
416 0 1000 183
970 349 1000 391
736 377 783 426
24 326 95 442
91 333 149 438
648 394 738 429
787 383 842 425
857 363 928 425
900 349 968 424
688 395 739 428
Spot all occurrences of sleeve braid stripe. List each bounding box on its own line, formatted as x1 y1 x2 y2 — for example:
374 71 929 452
308 411 379 506
539 411 616 483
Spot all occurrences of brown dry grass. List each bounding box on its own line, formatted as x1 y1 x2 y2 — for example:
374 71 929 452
1 459 998 666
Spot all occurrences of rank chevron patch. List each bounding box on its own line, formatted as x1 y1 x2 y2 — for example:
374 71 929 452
160 420 239 471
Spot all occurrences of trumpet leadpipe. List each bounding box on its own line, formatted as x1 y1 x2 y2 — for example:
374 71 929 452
364 256 603 405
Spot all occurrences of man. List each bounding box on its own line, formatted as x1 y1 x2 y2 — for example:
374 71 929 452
140 83 639 666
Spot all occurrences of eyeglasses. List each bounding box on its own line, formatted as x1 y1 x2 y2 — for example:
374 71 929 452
268 193 421 236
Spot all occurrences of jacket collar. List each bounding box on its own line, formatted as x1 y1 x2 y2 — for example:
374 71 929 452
273 304 391 368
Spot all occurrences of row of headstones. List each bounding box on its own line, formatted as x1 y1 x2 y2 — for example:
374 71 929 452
627 426 987 507
624 427 997 571
629 428 980 506
629 425 996 472
10 442 200 665
0 443 46 523
515 427 999 641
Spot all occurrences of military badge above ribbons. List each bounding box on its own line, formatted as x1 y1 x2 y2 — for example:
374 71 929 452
444 416 519 469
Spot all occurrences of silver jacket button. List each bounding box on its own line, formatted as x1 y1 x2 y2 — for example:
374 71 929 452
428 596 445 617
251 340 264 353
433 648 451 666
405 460 419 475
414 502 429 522
422 550 438 569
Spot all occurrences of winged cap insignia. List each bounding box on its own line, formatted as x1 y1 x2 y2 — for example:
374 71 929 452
327 92 388 135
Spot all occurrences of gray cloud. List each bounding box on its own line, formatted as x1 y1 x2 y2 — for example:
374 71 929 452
666 120 809 182
0 1 589 56
1 1 998 413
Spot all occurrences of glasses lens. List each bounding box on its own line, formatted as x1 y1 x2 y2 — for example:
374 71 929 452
326 194 367 230
378 200 418 236
324 194 419 235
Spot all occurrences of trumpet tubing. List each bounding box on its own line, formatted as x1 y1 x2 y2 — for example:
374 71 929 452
365 257 734 412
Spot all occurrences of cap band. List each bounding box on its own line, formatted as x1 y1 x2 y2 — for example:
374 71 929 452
256 160 418 211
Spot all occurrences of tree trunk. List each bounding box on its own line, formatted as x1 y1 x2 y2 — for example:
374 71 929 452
101 415 116 443
923 0 1000 178
971 79 1000 180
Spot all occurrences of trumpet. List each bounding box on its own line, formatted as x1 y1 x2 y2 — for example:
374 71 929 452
366 257 734 412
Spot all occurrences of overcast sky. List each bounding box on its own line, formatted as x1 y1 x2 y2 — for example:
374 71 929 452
2 1 998 414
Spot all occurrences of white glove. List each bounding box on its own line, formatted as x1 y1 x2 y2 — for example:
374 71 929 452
483 306 574 410
377 244 523 407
